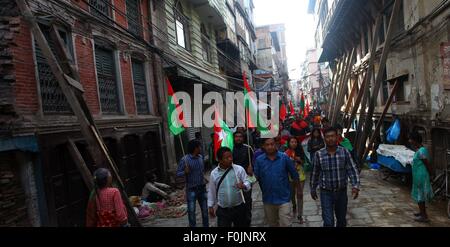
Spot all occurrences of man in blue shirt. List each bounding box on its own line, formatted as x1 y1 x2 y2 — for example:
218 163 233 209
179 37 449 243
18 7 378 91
177 139 209 227
254 138 299 227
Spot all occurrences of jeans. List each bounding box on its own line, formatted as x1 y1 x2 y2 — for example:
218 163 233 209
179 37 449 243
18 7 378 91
243 189 252 227
186 185 209 227
320 189 348 227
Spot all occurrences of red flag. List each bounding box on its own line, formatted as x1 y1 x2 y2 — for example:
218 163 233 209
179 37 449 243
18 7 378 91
304 99 310 118
280 102 287 121
289 101 295 116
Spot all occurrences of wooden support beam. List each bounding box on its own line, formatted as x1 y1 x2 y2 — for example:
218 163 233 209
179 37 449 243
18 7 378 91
329 56 347 120
362 80 399 160
332 48 355 126
327 59 342 119
67 139 94 191
345 14 383 134
343 76 359 125
357 0 402 162
16 0 141 226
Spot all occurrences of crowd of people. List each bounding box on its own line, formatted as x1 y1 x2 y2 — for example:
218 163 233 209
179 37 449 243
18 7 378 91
84 109 435 227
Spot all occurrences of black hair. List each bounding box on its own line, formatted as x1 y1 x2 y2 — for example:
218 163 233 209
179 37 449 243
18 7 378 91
323 127 338 135
334 124 343 131
187 139 201 154
234 131 244 138
322 117 330 123
145 172 156 183
311 128 322 138
287 136 298 149
217 147 232 161
409 131 423 144
195 132 201 138
93 168 110 189
261 137 275 145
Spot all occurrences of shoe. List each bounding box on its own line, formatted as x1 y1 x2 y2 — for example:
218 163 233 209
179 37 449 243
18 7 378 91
413 212 421 217
414 216 430 223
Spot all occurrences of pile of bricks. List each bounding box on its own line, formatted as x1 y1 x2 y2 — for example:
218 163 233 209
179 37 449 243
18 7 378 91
0 165 29 226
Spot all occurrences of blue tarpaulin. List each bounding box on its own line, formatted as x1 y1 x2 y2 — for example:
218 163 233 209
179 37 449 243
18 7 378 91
377 154 411 174
0 135 39 153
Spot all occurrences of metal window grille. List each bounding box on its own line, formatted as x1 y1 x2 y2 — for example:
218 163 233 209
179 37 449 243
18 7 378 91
89 0 111 22
126 0 142 37
131 59 149 114
34 25 72 114
95 45 120 114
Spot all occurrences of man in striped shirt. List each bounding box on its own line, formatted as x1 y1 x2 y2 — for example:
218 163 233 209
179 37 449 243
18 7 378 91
311 127 360 227
208 147 251 227
176 140 209 227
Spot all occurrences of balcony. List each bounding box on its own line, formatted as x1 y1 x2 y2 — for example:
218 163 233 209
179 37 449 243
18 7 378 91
218 52 241 76
190 0 225 26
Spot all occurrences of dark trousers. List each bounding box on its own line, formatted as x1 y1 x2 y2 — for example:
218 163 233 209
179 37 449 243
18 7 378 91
243 189 252 227
320 189 348 227
186 185 209 227
216 203 246 227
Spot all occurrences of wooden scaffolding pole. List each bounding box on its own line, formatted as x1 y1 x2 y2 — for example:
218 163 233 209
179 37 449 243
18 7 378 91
329 54 348 121
16 0 141 226
362 80 399 160
345 14 383 135
332 48 356 126
357 0 402 162
343 76 359 126
327 59 342 119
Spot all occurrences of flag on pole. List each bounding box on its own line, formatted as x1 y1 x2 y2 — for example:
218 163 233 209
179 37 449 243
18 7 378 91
300 93 305 113
214 110 234 157
289 101 295 116
167 78 186 135
280 102 287 121
243 72 269 132
304 98 310 118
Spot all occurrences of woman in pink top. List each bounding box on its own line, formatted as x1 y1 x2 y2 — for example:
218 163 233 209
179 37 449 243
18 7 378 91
86 168 128 227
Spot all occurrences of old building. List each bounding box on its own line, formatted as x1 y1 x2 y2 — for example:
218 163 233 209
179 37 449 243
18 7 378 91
299 48 331 110
309 0 450 170
0 0 173 226
255 24 288 95
1 0 260 227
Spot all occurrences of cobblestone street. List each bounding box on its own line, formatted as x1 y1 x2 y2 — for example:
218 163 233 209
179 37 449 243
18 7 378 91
145 169 450 227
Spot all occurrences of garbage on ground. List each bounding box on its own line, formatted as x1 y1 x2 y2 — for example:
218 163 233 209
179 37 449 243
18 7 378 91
130 189 187 222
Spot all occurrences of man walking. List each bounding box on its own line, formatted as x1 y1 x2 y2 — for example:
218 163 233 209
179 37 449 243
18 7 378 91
232 131 254 226
208 147 250 227
254 138 299 227
310 127 360 227
176 140 209 227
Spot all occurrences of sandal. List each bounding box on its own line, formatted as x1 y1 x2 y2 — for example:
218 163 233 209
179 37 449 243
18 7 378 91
297 216 304 224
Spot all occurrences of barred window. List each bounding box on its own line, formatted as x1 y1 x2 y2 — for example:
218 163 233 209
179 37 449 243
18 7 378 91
131 59 150 114
89 0 111 22
94 43 121 114
126 0 142 37
34 24 72 114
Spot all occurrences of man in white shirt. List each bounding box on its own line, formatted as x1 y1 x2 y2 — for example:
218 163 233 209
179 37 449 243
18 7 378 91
208 147 251 227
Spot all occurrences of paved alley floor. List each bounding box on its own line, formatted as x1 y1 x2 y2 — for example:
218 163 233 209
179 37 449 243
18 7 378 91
143 169 450 227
